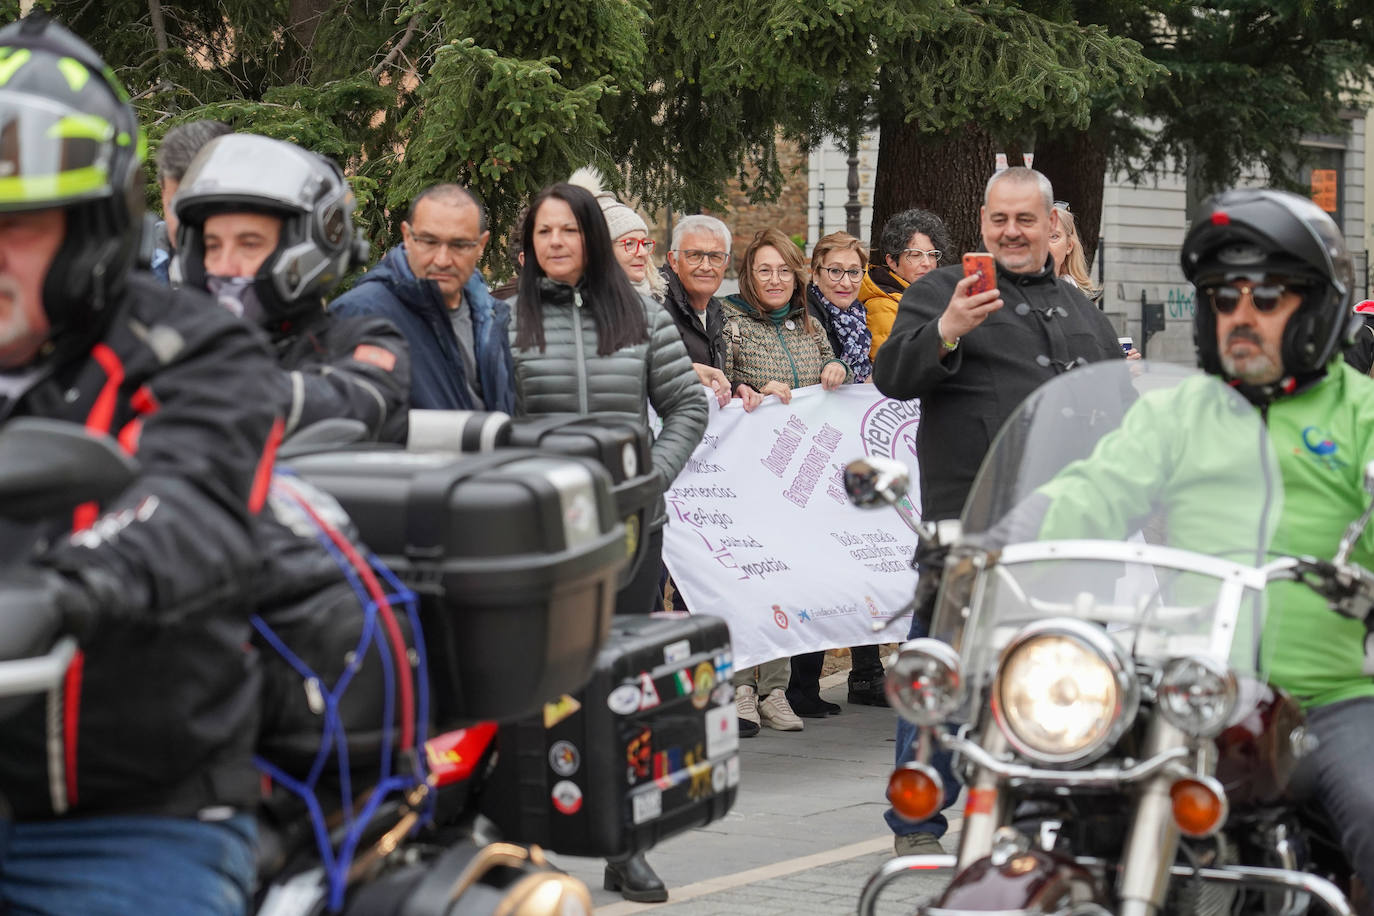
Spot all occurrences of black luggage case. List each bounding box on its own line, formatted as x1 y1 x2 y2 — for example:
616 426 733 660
406 412 659 591
506 415 658 590
481 614 738 858
280 447 628 728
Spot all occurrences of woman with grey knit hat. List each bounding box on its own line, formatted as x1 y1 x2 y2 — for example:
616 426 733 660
569 166 666 302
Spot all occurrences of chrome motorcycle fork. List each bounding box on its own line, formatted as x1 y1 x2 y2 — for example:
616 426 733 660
956 723 1009 867
1117 715 1189 916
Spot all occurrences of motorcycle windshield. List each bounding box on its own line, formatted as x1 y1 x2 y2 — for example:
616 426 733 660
932 360 1281 719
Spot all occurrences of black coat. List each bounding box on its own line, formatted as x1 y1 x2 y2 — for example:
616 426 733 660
873 262 1124 521
0 273 284 819
659 264 724 369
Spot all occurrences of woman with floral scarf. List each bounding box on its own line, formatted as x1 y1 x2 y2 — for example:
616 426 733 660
807 232 873 383
787 232 892 716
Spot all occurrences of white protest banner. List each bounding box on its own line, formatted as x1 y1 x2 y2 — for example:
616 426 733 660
662 384 922 669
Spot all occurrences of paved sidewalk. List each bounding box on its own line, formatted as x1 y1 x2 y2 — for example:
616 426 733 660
545 669 960 915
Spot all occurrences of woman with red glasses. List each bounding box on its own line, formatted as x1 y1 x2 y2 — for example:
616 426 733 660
570 167 666 302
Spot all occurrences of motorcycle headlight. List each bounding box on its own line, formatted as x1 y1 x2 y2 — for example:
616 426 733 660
1157 655 1237 738
886 638 962 726
992 620 1138 766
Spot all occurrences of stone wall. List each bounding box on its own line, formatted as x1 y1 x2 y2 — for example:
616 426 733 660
645 138 810 281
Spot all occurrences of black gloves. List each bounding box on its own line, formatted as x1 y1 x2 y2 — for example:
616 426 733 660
0 567 97 662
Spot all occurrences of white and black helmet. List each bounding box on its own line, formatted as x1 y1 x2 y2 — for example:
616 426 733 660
170 133 369 323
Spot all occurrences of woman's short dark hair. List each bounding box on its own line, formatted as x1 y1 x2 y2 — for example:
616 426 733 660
878 209 951 267
514 182 648 355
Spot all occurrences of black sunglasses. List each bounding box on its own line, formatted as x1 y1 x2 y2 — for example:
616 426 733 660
1204 283 1301 315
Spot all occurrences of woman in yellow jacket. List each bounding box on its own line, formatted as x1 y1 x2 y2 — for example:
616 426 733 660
859 208 951 363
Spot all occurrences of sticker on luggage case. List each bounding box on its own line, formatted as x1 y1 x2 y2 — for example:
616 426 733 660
663 639 691 665
638 672 661 710
691 661 715 710
551 780 583 815
705 705 739 759
726 755 740 788
626 728 652 783
632 787 662 825
673 669 693 697
543 695 581 729
608 684 641 715
711 683 734 708
712 763 728 794
549 740 580 777
714 650 733 681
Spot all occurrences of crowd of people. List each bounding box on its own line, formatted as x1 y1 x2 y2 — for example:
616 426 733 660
5 11 1374 915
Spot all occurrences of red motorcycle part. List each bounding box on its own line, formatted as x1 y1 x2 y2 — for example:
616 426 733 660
937 847 1106 911
426 723 499 788
1215 679 1305 809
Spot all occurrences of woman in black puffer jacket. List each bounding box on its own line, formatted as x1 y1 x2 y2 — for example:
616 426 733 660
509 183 707 902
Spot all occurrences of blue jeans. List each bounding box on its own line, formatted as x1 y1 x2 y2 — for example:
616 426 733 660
1297 696 1374 902
885 612 962 839
0 813 256 915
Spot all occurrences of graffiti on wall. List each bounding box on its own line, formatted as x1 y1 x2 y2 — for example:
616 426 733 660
1165 287 1195 319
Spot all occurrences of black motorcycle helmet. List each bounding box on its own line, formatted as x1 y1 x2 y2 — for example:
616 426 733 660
169 133 369 327
1182 188 1354 383
0 15 145 353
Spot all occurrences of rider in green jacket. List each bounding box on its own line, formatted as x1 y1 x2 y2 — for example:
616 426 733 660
1020 188 1374 905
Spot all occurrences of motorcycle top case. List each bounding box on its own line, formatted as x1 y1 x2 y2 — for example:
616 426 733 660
408 412 659 590
481 613 739 858
280 446 628 728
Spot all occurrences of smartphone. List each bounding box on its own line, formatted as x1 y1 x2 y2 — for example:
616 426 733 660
962 253 996 296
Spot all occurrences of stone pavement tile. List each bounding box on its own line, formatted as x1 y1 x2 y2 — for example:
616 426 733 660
624 848 950 916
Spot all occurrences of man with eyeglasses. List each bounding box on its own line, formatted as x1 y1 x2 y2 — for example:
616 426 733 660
330 183 515 413
661 215 734 407
873 168 1123 858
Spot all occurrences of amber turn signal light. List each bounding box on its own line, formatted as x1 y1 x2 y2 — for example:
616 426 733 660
888 762 943 823
1170 775 1228 838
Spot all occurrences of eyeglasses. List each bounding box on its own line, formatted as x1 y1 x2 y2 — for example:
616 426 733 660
1205 283 1301 315
410 234 482 256
900 248 942 264
819 266 863 282
1053 200 1071 212
675 249 728 268
619 237 655 255
754 266 794 282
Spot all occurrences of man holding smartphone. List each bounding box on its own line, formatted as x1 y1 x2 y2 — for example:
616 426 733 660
871 167 1124 857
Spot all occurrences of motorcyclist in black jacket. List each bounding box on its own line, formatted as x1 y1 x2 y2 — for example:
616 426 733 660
170 133 411 443
0 16 285 915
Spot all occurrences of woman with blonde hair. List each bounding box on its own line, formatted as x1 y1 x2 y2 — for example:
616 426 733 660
1048 204 1101 300
721 228 848 734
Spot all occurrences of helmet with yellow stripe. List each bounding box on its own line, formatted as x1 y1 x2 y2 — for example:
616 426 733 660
0 14 145 346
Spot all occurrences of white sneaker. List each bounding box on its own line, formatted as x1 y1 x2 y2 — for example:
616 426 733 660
736 684 761 728
759 688 804 731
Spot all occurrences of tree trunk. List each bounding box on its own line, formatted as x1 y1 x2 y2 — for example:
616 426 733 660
287 0 333 67
1032 129 1109 271
870 116 997 256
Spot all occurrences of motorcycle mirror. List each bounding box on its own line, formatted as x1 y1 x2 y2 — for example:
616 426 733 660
0 419 139 522
844 456 910 509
